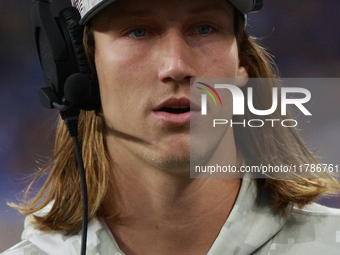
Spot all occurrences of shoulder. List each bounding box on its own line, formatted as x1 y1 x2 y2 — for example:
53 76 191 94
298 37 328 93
268 203 340 255
0 240 47 255
1 216 121 255
292 202 340 216
287 202 340 231
0 218 79 255
1 214 82 255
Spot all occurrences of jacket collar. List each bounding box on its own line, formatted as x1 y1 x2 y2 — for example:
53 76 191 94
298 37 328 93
207 176 292 255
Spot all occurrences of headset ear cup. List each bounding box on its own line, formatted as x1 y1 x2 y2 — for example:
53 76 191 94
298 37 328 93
59 7 100 111
59 7 90 75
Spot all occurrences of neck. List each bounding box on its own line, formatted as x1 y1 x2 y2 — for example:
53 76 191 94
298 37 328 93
103 163 241 254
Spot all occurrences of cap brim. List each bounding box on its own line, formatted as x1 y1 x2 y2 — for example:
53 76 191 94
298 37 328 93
80 0 119 25
79 0 259 25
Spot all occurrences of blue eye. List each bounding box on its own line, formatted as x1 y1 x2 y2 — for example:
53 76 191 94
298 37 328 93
197 25 212 35
131 28 147 38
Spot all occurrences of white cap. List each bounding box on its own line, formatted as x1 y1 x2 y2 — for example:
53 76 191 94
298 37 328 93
71 0 263 24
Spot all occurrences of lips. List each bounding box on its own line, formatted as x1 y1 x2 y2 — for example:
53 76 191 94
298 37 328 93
154 97 200 111
152 97 200 125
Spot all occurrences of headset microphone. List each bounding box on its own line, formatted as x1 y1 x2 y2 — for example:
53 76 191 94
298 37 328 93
52 73 92 111
64 73 92 105
38 72 90 255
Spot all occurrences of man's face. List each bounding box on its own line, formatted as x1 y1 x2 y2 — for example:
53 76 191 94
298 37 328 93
92 0 248 173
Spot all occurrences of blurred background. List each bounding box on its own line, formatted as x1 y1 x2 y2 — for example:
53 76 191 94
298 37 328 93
1 0 340 252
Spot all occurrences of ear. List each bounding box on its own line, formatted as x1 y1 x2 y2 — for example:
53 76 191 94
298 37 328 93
236 65 249 88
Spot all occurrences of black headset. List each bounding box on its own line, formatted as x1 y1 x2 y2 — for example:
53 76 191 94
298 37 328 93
31 1 94 255
31 0 100 112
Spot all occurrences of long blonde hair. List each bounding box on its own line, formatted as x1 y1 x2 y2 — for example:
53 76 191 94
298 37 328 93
10 8 340 232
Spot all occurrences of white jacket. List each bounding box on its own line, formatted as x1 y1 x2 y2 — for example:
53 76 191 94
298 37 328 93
2 177 340 255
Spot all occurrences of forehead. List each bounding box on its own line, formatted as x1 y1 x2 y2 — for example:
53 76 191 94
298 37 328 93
93 0 234 23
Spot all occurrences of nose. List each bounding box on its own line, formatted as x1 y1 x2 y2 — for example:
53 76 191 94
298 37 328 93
157 29 197 84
